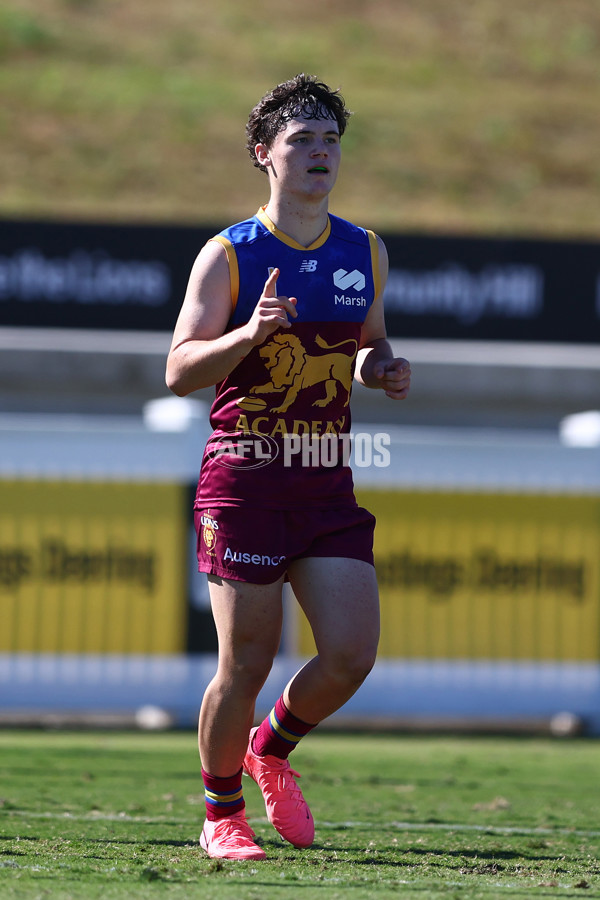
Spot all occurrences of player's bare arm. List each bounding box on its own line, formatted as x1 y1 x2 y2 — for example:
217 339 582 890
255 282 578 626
355 236 411 400
166 243 297 396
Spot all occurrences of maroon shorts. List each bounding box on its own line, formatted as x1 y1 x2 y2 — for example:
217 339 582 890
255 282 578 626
195 505 375 585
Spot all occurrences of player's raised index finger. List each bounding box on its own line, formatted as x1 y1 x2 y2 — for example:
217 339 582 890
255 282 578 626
263 267 280 296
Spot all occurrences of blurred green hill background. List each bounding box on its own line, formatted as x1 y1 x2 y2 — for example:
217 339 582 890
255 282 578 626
2 0 600 237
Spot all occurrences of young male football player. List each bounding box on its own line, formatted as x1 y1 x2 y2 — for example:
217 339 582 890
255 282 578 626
166 74 411 860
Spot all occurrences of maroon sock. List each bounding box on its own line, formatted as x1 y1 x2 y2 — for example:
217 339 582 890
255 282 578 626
202 767 244 821
252 695 317 760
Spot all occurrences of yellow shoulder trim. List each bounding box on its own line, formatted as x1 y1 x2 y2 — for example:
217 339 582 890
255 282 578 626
366 229 381 299
209 235 239 313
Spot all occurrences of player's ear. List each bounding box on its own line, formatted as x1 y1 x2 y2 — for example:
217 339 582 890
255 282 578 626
255 143 271 169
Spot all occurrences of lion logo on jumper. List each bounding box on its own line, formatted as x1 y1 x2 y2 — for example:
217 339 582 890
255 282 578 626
241 333 357 415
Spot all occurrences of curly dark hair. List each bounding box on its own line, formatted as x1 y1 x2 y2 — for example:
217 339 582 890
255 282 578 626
246 73 351 172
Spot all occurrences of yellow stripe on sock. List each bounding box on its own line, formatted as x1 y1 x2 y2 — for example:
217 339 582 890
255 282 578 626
204 787 244 804
269 708 302 745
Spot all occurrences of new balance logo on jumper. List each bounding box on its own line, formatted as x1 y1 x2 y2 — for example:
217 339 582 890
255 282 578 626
299 259 318 273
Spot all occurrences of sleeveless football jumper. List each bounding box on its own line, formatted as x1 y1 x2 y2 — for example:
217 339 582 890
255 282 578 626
195 207 379 513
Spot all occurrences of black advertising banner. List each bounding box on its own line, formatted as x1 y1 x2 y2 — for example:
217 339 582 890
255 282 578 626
0 218 208 332
381 232 599 344
1 218 599 343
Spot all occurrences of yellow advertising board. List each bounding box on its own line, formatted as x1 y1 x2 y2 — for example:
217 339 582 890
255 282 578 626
298 490 600 662
0 480 188 654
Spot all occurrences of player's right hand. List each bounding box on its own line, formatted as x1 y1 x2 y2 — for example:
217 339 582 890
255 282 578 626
245 268 298 345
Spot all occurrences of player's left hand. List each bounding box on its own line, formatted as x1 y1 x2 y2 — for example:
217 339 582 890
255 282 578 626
373 357 411 399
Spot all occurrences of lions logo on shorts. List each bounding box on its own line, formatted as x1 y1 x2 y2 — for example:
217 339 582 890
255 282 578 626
201 512 219 556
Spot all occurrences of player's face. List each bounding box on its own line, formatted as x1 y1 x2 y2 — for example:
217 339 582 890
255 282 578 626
259 115 341 199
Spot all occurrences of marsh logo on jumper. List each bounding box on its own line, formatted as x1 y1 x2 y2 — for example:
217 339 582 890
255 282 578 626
236 333 357 415
333 268 366 291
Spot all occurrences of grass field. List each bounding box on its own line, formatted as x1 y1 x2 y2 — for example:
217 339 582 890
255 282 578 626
1 729 599 899
2 0 600 237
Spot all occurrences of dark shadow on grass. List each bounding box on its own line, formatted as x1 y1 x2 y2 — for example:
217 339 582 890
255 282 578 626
87 837 195 848
0 836 42 844
305 840 564 871
185 874 585 898
405 846 564 864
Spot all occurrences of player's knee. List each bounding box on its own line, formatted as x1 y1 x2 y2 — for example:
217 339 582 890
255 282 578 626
231 649 275 695
347 647 377 686
327 641 377 689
